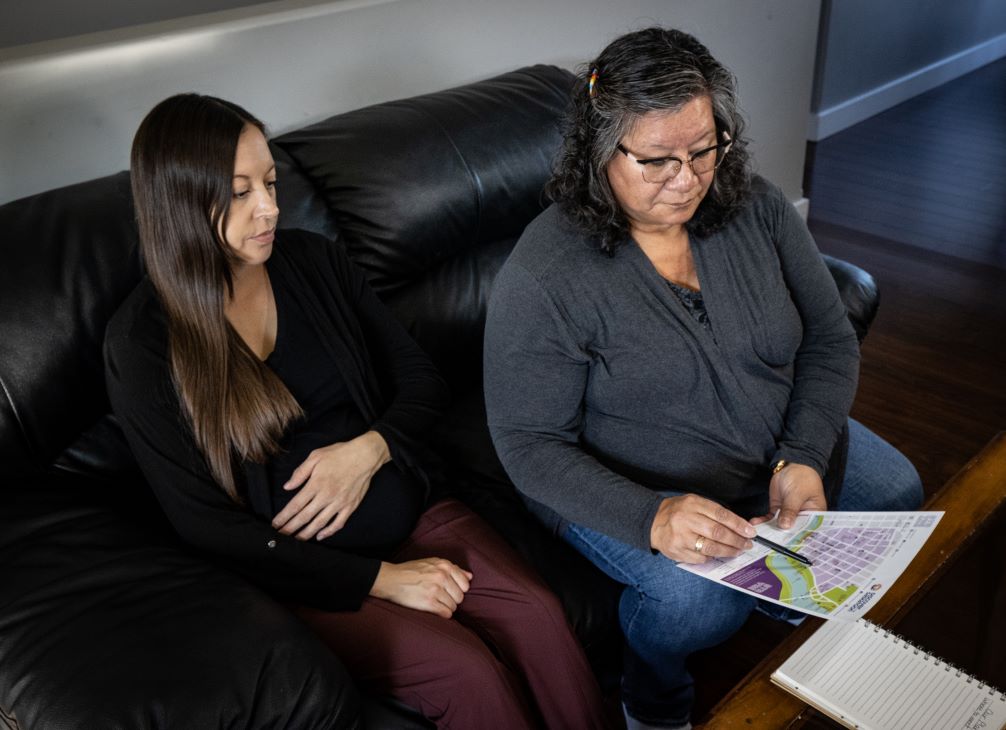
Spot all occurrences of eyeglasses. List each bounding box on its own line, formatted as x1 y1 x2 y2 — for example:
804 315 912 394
616 139 732 184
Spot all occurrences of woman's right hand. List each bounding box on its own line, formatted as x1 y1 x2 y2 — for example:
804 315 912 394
369 558 474 618
650 494 755 564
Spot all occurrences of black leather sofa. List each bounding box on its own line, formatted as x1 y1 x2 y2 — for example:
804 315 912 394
0 65 879 729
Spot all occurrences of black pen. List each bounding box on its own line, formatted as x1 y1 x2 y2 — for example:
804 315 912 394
753 535 813 566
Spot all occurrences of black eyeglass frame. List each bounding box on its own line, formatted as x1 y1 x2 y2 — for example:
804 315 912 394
616 138 733 182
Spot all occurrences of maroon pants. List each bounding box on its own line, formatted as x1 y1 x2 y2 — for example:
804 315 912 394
294 499 609 729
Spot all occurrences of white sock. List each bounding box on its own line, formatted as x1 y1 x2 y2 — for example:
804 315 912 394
623 704 692 730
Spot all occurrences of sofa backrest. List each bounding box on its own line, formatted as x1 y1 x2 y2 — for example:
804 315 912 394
0 63 878 482
271 64 576 389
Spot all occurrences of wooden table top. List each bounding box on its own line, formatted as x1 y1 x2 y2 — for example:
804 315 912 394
697 431 1006 729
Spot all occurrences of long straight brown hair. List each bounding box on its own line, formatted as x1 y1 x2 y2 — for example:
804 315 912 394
130 93 301 500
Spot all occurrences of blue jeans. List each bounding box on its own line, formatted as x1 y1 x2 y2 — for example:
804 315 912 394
562 419 923 726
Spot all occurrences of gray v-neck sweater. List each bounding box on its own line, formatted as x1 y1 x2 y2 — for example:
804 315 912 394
484 177 859 551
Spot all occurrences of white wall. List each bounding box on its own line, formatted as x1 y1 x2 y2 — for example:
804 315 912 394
0 0 821 206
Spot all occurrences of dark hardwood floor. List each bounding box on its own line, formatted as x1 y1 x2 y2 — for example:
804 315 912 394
692 57 1006 724
807 222 1006 493
805 56 1006 271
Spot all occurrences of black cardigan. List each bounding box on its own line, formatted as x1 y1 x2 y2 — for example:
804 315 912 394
104 229 449 610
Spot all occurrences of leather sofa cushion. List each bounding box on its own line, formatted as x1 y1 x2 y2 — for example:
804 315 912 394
0 474 362 729
0 172 142 479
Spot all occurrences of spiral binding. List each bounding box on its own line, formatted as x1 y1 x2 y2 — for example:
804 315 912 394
866 619 1006 699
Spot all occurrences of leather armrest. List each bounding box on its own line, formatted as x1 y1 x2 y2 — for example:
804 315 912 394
822 253 880 343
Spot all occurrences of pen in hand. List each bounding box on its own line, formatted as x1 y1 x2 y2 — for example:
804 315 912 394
753 535 813 566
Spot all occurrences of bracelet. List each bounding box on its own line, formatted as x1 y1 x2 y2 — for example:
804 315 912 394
771 459 789 475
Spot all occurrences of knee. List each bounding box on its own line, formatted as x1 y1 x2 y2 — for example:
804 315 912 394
886 454 925 510
501 578 583 648
521 578 567 621
444 638 516 695
475 562 570 628
621 581 754 655
687 587 755 646
842 420 926 511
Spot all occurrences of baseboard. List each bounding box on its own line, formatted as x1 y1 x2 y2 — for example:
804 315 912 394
792 197 810 222
808 32 1006 141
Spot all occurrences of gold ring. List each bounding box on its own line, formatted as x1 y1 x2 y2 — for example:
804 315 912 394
694 536 705 553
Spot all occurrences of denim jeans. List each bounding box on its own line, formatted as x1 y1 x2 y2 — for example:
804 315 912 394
562 418 923 726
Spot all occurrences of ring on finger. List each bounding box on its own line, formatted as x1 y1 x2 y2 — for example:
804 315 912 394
694 536 705 553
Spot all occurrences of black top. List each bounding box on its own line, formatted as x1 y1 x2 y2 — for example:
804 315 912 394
104 229 449 610
264 263 423 555
666 280 712 334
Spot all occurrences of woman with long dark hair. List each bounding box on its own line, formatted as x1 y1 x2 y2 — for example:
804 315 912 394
105 93 608 729
485 27 923 729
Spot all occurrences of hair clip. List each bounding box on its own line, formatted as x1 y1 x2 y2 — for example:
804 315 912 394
588 68 599 98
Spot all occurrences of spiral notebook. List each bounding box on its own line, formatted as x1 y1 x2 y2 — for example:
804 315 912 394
771 619 1006 729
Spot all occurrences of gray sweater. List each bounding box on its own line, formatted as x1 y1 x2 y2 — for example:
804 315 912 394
484 177 859 551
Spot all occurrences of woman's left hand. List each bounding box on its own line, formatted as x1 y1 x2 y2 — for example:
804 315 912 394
272 431 391 541
751 462 827 530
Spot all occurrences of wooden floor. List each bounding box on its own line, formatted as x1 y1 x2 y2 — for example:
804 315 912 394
692 57 1006 723
805 56 1006 270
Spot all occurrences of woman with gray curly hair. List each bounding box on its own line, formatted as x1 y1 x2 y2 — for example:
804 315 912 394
485 27 922 730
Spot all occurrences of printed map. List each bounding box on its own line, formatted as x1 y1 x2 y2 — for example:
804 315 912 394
680 511 943 620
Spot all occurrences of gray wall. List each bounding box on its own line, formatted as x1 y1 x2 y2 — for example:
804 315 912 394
0 0 277 48
811 0 1006 137
0 0 821 206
